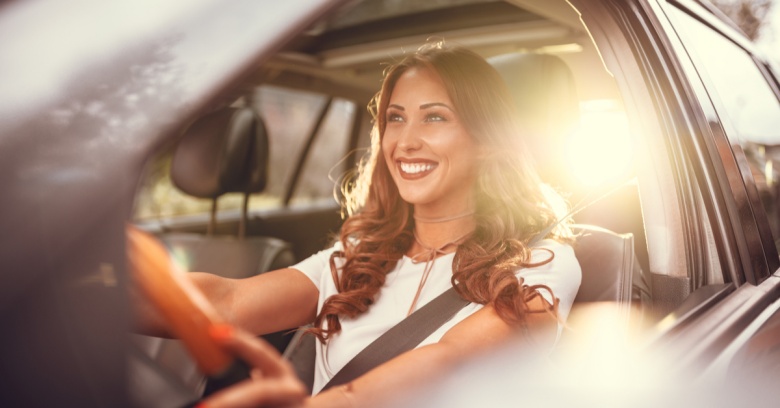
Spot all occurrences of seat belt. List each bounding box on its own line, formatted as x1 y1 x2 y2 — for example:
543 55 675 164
321 286 468 391
318 178 636 392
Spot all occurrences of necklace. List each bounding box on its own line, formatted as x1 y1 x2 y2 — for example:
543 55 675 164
413 210 475 224
406 230 471 316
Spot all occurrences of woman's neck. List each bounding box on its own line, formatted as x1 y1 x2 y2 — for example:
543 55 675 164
410 207 476 254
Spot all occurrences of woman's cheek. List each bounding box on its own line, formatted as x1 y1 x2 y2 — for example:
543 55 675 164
381 133 398 160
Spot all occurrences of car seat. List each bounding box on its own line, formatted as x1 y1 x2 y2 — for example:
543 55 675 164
130 106 295 406
163 106 295 280
489 53 580 192
490 52 651 281
489 52 650 307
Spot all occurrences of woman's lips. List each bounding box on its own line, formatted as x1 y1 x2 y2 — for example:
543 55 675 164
397 160 437 180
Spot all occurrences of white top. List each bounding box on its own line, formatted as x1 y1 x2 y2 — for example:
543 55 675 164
291 239 581 394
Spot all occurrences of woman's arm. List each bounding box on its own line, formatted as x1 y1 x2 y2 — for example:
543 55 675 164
134 268 319 338
128 225 321 338
210 268 320 335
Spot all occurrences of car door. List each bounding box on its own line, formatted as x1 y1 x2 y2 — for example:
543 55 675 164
0 1 348 406
649 0 780 371
570 0 780 373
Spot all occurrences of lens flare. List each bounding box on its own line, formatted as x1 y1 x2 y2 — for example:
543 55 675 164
565 102 633 188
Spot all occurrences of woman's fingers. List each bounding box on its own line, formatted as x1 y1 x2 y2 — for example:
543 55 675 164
209 324 295 378
200 325 307 408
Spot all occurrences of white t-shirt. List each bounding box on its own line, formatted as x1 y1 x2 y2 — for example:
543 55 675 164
291 239 581 394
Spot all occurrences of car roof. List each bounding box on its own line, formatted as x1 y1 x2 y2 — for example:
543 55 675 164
252 0 600 105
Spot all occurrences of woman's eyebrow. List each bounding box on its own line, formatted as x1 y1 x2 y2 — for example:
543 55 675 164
388 104 404 111
420 102 453 111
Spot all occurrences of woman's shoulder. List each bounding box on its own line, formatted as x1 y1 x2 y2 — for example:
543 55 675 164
528 239 579 269
289 240 344 279
517 238 581 291
518 238 582 316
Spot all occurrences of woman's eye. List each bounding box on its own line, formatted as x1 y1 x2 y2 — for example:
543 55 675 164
387 113 404 122
425 113 446 122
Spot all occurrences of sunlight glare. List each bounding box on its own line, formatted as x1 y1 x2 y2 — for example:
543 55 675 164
565 102 633 188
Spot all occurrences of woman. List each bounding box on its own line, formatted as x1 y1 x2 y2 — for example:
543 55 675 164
138 42 581 407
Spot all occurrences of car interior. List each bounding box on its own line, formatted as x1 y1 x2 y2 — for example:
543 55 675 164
129 0 681 402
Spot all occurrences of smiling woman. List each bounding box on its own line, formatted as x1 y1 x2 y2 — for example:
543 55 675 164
130 42 582 407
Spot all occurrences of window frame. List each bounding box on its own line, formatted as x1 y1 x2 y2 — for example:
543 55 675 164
572 0 739 289
663 0 780 283
578 0 780 371
569 0 780 357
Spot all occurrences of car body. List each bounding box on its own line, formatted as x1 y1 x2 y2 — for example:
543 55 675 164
2 0 780 406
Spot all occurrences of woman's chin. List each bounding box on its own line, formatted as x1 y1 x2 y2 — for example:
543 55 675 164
398 195 427 207
396 189 433 207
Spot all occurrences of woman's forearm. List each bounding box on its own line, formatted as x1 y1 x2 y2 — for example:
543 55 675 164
130 284 174 337
131 271 235 337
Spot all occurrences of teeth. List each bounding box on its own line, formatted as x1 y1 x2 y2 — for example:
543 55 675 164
400 162 435 174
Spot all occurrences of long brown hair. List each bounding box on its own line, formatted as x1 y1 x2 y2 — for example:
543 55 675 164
309 42 572 342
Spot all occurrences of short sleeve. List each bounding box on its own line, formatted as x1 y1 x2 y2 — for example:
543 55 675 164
290 241 343 291
516 240 581 322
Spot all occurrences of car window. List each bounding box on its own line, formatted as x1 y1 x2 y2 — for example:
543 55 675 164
253 85 329 206
668 6 780 260
284 98 357 206
252 86 357 208
133 85 357 220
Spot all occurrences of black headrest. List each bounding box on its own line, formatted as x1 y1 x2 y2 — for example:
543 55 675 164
171 107 269 198
489 53 580 188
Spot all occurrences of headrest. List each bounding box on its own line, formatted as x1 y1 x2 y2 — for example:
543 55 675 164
489 53 580 188
171 107 269 198
571 224 634 303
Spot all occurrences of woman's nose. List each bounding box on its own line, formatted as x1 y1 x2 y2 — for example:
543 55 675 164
397 123 422 151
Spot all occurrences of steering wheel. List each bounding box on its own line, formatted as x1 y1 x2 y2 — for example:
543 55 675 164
126 225 249 391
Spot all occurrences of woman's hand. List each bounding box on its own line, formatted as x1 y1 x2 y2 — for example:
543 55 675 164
199 325 308 408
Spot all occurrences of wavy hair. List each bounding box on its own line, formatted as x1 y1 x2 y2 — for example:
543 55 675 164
308 42 573 342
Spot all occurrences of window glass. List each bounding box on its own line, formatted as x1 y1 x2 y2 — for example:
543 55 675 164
133 85 355 220
288 98 356 207
670 7 780 253
252 85 328 203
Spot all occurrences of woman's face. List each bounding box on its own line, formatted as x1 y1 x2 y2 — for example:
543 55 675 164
382 67 480 215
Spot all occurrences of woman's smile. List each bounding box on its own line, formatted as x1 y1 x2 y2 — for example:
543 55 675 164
396 159 438 179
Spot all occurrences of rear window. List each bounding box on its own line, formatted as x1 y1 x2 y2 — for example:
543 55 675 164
133 85 357 220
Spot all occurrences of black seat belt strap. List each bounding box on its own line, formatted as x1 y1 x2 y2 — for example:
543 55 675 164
320 286 469 392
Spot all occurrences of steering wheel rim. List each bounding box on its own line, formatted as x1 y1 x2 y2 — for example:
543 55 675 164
126 224 235 377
